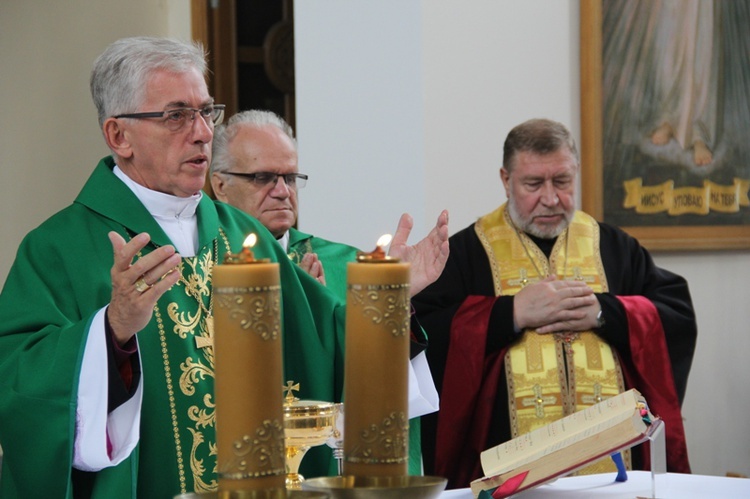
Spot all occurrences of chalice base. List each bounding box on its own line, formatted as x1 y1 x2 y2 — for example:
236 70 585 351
285 444 312 490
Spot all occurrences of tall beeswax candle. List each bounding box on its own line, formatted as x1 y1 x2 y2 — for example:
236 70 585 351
343 235 411 478
213 234 286 492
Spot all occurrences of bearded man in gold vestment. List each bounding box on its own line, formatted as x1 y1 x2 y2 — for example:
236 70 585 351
413 118 696 489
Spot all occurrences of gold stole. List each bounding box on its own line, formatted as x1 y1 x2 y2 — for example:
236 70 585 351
476 206 626 473
148 233 230 493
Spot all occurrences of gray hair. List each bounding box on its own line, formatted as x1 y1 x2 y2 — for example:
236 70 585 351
90 37 207 128
502 118 579 172
211 109 297 174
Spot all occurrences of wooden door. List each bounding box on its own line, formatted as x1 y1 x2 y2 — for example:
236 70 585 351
192 0 296 196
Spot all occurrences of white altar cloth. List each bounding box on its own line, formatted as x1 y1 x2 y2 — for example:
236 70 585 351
438 471 750 498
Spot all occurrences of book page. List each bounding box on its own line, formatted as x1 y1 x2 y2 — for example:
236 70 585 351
481 389 642 475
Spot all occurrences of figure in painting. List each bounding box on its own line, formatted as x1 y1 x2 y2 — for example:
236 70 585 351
647 0 717 166
603 0 720 169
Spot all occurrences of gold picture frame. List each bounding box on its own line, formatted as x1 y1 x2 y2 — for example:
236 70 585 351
580 0 750 251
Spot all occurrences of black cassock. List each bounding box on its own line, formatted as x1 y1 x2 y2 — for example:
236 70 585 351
413 220 696 488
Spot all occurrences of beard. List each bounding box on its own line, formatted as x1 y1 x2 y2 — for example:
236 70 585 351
507 195 572 239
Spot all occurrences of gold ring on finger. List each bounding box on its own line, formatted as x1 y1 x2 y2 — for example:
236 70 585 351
135 276 152 293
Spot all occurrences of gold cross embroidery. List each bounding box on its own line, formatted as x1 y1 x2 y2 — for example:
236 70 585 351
581 383 604 405
522 384 556 418
195 336 213 349
508 268 531 288
572 267 596 284
194 317 214 349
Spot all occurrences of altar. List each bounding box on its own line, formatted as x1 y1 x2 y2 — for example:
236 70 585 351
438 471 750 499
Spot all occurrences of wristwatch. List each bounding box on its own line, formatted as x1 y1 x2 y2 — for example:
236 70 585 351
595 308 606 328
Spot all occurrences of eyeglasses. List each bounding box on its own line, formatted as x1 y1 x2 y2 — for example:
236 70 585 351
223 171 308 189
113 104 226 132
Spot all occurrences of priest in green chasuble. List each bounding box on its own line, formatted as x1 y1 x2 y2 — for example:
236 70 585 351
0 37 449 499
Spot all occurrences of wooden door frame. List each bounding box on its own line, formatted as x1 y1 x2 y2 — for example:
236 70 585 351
191 0 238 118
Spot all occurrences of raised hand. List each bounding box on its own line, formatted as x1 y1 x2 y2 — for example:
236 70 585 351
389 209 450 297
107 231 182 345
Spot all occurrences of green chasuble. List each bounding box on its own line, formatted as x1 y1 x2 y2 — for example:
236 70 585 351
286 228 424 476
0 158 345 498
287 228 359 304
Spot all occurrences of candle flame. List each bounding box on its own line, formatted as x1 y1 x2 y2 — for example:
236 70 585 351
376 234 392 248
243 233 257 249
223 232 270 264
356 233 396 262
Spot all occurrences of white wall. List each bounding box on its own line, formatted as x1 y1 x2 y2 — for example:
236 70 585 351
295 0 750 477
662 251 750 477
1 0 748 480
294 0 427 250
0 0 190 283
422 0 581 231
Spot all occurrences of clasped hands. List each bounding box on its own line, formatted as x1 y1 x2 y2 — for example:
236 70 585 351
298 253 326 285
513 276 601 334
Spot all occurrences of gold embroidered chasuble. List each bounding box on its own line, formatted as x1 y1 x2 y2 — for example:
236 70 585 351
136 236 226 493
475 206 626 472
0 158 344 498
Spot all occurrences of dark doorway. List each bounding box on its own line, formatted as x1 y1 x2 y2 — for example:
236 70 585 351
191 0 296 193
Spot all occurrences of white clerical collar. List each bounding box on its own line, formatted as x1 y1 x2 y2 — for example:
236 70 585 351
277 230 290 252
113 165 202 256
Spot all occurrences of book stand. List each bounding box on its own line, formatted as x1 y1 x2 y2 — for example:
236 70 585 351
645 418 667 499
471 391 670 498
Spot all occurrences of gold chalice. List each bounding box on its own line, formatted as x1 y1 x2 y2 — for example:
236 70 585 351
283 388 336 490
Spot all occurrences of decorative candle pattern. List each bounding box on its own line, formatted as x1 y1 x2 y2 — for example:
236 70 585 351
213 247 286 492
343 252 411 478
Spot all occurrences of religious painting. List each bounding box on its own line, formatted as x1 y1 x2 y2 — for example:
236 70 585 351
580 0 750 250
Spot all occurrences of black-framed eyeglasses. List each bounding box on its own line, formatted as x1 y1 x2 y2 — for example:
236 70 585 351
113 104 226 132
223 171 308 189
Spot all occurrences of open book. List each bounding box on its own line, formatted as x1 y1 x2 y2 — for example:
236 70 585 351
470 389 659 498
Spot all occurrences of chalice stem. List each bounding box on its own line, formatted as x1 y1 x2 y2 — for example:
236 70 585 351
286 444 311 489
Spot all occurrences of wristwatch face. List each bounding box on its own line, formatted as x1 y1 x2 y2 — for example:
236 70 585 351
596 309 605 328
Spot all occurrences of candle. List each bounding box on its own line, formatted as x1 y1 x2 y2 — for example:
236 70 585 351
213 234 286 492
343 235 411 478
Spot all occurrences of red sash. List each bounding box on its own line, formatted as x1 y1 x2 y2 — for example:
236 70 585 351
435 295 691 489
